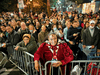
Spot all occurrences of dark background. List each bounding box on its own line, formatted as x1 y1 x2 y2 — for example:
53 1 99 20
0 0 100 12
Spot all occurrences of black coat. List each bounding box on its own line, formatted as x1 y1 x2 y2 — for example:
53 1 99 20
32 31 38 42
16 36 38 55
46 23 52 32
83 27 99 46
67 26 80 44
5 30 21 55
18 28 30 40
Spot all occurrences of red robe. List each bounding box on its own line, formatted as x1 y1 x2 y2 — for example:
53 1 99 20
34 42 74 75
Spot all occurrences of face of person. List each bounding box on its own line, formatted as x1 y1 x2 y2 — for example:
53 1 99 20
48 34 57 46
76 22 79 27
52 19 57 24
53 25 57 29
46 20 49 24
6 26 13 33
86 23 89 28
67 21 71 28
36 22 40 27
29 25 34 30
35 19 38 22
72 22 77 28
21 23 26 30
89 23 95 29
11 20 16 26
41 25 46 32
1 26 6 32
41 19 44 22
23 37 30 44
97 23 100 27
58 25 62 29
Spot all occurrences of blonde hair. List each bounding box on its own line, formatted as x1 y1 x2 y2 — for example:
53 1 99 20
23 34 31 40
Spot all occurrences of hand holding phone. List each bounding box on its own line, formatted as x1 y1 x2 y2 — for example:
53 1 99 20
2 43 6 48
1 44 4 47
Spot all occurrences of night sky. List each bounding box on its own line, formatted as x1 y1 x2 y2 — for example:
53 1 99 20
0 0 100 4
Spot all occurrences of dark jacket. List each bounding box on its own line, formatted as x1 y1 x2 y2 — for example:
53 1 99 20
14 26 20 32
67 26 80 44
0 36 6 43
5 30 21 55
0 31 7 43
83 27 99 46
32 31 38 42
38 31 48 45
46 23 52 32
16 36 37 54
18 28 30 40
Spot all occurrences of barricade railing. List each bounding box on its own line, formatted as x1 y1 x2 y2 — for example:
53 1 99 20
5 50 100 75
0 52 8 67
9 50 42 75
44 60 100 75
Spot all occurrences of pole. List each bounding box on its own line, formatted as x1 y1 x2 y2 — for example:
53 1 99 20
47 0 51 16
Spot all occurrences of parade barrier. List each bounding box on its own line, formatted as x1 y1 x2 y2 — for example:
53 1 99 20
0 52 8 67
9 50 42 75
1 50 100 75
44 60 100 75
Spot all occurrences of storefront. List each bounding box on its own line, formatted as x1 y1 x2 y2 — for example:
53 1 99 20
82 1 100 14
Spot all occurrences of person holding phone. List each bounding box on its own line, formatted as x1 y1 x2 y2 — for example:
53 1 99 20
67 21 81 59
82 20 99 56
2 25 21 57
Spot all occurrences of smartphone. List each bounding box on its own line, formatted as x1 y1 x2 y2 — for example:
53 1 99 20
1 44 4 47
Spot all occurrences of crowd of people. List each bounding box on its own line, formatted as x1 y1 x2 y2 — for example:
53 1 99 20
0 9 100 74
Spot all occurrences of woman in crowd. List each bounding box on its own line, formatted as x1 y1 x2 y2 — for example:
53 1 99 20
28 24 34 34
28 24 39 43
50 24 59 35
15 34 37 55
34 33 74 75
81 18 88 28
81 21 89 42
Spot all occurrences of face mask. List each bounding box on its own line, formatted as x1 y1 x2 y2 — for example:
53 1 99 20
89 26 94 29
29 30 33 33
53 27 57 31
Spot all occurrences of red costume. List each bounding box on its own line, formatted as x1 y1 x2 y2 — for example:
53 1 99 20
34 40 74 75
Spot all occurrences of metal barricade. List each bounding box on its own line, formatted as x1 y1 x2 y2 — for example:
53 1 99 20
9 50 42 75
0 52 8 67
7 50 100 75
44 60 100 75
